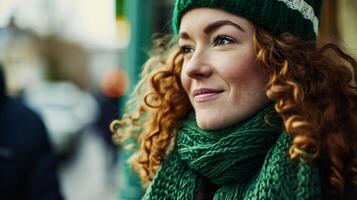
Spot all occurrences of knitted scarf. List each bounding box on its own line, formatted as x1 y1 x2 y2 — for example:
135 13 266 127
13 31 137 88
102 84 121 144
143 105 321 199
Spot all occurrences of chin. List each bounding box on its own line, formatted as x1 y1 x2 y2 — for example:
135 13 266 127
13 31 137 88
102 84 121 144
196 117 232 131
197 124 216 130
195 111 250 130
197 122 214 130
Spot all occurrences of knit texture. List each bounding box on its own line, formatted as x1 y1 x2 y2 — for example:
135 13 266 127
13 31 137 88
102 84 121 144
172 0 323 41
143 105 321 199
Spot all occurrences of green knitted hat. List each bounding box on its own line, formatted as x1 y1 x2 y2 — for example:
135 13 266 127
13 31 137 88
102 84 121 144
172 0 323 41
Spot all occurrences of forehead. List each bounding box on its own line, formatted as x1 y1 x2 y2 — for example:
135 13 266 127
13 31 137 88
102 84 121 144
179 8 252 33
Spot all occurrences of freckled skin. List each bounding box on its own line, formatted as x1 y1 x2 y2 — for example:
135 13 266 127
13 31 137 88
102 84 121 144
179 8 269 130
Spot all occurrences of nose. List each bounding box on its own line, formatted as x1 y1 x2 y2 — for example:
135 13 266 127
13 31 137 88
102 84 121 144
183 50 212 79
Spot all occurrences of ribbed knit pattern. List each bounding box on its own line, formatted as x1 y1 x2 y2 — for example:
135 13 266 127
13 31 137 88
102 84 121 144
172 0 323 41
143 104 321 199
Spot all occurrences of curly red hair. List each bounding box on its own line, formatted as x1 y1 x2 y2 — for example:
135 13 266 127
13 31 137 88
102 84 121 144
111 27 357 197
255 27 357 198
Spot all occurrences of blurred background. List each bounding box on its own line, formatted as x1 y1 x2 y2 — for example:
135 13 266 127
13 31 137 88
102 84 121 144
0 0 356 200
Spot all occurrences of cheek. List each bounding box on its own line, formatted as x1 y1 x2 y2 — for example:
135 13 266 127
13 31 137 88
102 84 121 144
180 71 191 95
222 53 261 83
224 57 267 100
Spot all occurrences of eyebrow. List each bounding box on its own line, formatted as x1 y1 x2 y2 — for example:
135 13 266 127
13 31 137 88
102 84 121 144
179 20 245 40
204 20 245 34
179 32 190 40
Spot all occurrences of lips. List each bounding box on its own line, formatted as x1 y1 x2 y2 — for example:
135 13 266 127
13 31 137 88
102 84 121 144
193 88 224 102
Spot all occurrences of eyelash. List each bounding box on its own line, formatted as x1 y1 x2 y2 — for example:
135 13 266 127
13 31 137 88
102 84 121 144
213 35 236 46
179 35 236 54
180 45 194 54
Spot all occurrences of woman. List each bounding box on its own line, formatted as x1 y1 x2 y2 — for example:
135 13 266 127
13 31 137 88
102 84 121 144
111 0 357 199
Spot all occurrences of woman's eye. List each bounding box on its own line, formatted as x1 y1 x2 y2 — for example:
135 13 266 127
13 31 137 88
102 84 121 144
180 46 194 54
213 35 235 46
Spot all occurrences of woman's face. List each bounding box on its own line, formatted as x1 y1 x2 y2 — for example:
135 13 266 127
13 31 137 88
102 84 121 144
179 8 269 130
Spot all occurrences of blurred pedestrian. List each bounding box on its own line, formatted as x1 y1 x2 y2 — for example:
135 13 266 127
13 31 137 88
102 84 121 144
0 63 64 200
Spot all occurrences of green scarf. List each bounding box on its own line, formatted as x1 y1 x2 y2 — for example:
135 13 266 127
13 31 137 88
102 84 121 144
143 105 321 199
